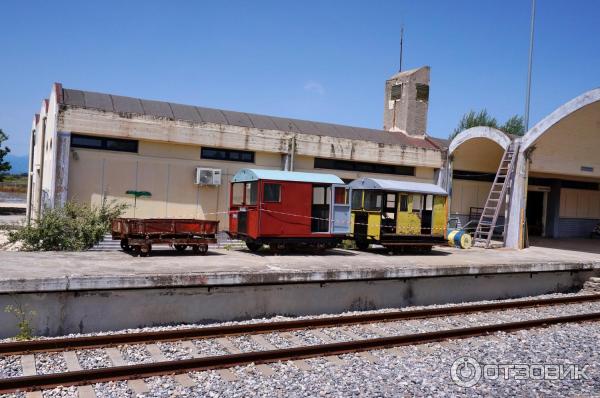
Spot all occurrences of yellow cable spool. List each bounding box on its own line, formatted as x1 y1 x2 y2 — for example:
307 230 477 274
447 229 472 249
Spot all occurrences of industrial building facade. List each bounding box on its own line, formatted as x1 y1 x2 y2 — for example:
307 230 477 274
27 68 443 230
25 67 600 249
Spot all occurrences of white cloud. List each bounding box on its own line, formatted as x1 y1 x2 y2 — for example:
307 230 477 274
304 80 325 95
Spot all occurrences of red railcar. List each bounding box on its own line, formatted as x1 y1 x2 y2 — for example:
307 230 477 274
111 218 219 256
227 169 351 252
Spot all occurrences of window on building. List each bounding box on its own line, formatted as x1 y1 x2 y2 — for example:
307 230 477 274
364 191 382 211
390 84 403 100
263 183 281 202
201 147 254 163
416 84 429 102
351 190 363 210
314 158 415 177
71 134 138 153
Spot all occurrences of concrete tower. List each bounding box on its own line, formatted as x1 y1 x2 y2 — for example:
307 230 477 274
383 66 430 137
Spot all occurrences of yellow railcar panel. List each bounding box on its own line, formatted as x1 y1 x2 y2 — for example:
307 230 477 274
432 195 447 237
397 195 421 235
350 212 355 234
367 213 381 240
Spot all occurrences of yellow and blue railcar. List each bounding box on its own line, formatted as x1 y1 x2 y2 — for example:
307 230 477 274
348 178 448 252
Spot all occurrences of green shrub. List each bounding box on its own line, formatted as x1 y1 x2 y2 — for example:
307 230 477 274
9 199 127 251
4 303 36 341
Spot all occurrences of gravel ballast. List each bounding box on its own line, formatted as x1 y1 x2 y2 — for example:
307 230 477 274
0 292 598 396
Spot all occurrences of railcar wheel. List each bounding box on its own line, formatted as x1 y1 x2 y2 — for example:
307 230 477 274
356 240 370 251
132 246 141 257
420 246 433 254
245 241 262 252
140 244 151 257
120 239 132 252
174 244 187 252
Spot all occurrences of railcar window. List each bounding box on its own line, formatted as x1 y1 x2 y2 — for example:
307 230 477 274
246 182 258 205
400 195 409 212
364 191 382 211
386 193 396 209
351 190 363 210
232 183 244 205
425 195 433 211
312 186 330 205
264 183 281 202
334 187 348 205
412 194 423 212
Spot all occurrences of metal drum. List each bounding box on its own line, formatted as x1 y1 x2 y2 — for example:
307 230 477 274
447 229 472 249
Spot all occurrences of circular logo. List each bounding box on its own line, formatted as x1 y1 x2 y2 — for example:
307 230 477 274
451 356 482 387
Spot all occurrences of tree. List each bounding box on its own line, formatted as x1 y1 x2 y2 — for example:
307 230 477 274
450 111 526 139
450 109 498 140
0 129 11 181
500 115 526 136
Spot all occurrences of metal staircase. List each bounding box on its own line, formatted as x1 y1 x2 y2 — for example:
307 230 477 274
473 142 520 248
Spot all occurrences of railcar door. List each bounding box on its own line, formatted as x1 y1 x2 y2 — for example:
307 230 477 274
311 185 331 233
381 192 397 235
331 185 350 234
421 194 434 235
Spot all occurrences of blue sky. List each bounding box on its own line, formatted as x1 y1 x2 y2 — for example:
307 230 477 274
1 0 599 157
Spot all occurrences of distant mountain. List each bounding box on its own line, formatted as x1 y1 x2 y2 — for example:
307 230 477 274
5 154 29 174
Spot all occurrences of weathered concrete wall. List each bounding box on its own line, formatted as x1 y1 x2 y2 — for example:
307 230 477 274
383 66 430 137
0 269 594 338
58 108 443 169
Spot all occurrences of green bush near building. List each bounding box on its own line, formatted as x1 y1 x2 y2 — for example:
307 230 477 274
9 199 127 251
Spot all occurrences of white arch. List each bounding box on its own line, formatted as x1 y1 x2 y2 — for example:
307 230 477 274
448 126 511 156
521 87 600 151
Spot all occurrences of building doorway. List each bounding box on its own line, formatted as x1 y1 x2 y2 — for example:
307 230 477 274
526 190 545 237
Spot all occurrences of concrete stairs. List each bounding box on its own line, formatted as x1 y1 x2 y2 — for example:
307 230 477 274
89 232 246 252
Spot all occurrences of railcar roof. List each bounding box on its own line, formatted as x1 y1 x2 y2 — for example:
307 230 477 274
348 177 447 195
232 169 345 184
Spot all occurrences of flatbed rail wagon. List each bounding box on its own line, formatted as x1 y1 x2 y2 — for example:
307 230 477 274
111 218 219 256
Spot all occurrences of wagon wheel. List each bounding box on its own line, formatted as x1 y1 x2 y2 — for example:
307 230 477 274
174 244 188 252
192 245 208 255
355 240 370 251
120 239 132 252
245 241 262 253
140 244 152 257
132 246 141 257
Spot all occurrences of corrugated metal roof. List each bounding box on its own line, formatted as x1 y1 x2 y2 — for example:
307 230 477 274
232 169 344 184
348 177 447 195
60 87 439 150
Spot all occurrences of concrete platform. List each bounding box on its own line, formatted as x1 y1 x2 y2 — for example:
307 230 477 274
0 240 599 337
0 241 599 292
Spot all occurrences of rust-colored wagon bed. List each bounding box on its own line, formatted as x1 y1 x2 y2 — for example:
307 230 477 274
111 218 219 256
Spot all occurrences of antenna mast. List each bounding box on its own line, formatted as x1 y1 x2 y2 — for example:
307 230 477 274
524 0 536 130
399 26 404 72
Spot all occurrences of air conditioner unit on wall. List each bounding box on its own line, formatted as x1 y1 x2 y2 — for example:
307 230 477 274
195 168 222 186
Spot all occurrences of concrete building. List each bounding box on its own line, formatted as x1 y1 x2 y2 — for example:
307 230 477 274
447 88 600 248
26 68 443 229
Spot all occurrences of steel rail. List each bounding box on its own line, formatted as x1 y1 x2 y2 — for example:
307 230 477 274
1 311 600 393
1 293 599 356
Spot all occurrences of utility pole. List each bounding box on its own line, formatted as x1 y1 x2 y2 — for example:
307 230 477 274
524 0 536 131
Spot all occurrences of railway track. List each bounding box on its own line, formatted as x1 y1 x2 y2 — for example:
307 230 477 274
1 293 600 394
